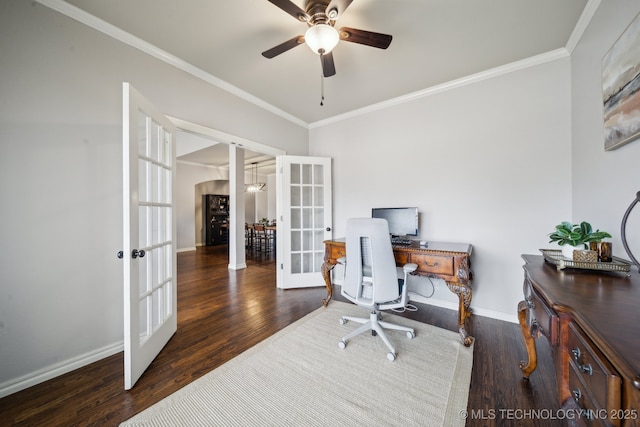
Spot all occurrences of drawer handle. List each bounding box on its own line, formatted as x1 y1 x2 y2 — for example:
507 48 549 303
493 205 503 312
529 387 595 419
571 347 581 361
529 320 542 338
525 296 534 309
572 388 581 401
578 363 593 376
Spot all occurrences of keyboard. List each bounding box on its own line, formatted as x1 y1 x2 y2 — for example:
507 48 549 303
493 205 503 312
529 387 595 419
391 237 413 246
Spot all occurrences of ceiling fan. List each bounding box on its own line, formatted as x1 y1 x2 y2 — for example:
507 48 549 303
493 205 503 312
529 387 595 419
262 0 392 78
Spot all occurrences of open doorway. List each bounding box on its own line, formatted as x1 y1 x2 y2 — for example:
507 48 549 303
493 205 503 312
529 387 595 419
172 122 283 263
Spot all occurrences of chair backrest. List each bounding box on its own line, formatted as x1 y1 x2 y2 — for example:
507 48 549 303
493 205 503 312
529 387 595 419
343 218 399 304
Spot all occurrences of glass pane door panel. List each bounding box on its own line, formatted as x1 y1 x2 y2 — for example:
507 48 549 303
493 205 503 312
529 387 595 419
291 208 301 229
149 120 159 163
164 282 173 316
139 298 149 341
290 186 301 207
137 111 147 157
303 230 313 251
302 208 312 228
291 231 301 251
291 253 301 274
138 253 148 295
302 164 312 184
313 165 324 184
291 164 300 184
152 287 162 331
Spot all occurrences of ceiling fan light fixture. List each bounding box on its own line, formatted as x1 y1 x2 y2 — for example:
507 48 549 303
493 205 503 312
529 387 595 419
305 24 339 55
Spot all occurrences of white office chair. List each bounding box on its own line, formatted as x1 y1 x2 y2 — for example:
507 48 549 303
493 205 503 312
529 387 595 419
338 218 418 361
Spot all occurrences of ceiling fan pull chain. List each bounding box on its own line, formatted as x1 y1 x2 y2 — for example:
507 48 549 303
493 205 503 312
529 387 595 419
320 54 325 106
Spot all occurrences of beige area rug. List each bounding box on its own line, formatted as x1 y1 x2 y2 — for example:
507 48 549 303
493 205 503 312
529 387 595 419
120 301 473 427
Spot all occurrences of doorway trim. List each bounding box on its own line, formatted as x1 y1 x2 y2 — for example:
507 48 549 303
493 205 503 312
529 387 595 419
168 116 286 158
168 116 286 269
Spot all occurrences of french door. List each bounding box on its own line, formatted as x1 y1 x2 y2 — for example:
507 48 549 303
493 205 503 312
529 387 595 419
122 83 177 390
276 156 332 289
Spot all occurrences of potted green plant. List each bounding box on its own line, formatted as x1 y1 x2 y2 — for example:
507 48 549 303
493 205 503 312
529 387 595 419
548 221 612 258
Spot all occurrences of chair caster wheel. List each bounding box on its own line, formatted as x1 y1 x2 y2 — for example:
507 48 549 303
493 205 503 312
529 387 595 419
371 330 377 336
406 331 415 339
338 340 346 349
339 318 346 325
387 352 396 361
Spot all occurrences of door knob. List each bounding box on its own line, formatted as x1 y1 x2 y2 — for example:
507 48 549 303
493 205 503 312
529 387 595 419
326 227 331 231
132 249 146 259
117 251 124 259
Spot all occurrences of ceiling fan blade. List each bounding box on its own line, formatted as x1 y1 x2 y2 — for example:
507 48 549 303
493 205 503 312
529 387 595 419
325 0 354 20
261 36 305 58
339 27 392 49
321 52 336 77
267 0 309 22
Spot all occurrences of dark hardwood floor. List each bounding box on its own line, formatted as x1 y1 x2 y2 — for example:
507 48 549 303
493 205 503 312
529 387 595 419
0 246 559 426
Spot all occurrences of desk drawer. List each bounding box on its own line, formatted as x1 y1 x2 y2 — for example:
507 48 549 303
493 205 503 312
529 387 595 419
410 253 454 276
568 322 621 424
394 252 410 266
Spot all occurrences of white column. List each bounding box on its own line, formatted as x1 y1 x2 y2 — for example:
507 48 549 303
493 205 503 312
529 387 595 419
228 144 246 270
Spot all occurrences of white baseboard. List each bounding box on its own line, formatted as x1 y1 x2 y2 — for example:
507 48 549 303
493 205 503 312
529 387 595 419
0 341 123 399
177 246 197 253
228 263 247 270
409 293 518 324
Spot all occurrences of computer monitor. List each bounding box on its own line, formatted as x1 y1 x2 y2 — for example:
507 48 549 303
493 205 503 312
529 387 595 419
371 207 419 237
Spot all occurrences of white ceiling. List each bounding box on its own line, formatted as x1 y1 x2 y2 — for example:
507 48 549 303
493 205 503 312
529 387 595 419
55 0 591 171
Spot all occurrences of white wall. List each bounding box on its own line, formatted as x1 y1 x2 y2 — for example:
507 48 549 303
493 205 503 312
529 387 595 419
571 0 640 262
0 2 307 396
310 57 573 320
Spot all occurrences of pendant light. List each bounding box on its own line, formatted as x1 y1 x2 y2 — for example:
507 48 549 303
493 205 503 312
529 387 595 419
244 162 266 193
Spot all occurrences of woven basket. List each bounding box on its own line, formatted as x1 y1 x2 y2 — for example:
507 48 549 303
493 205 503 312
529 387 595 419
573 249 598 263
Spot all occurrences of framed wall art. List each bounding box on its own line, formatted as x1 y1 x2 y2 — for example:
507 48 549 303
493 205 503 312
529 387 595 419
602 11 640 151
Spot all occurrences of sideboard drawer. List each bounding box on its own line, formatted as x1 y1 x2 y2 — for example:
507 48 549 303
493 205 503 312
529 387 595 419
524 278 558 344
568 322 622 424
409 253 454 276
569 362 611 426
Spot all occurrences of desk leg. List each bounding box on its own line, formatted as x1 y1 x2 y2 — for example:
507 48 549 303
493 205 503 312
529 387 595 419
446 282 474 347
321 260 337 306
517 299 537 379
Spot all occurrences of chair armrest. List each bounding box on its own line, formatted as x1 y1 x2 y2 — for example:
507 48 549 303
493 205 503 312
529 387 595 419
402 263 418 274
337 257 346 265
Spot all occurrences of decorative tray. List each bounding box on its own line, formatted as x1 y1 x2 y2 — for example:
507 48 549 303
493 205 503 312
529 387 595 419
540 249 631 274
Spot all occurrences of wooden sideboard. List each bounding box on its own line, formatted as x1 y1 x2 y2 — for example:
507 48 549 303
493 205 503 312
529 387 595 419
518 255 640 426
322 239 474 346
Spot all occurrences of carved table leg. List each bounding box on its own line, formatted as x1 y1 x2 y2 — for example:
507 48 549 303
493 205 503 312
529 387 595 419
517 299 537 379
446 281 474 347
321 260 336 307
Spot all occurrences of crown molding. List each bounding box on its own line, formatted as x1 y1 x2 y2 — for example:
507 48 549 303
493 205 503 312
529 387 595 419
309 48 570 128
565 0 601 54
36 0 595 131
34 0 308 128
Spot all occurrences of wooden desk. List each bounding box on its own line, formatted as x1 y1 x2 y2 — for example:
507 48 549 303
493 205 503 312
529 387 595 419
518 255 640 426
322 239 474 346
